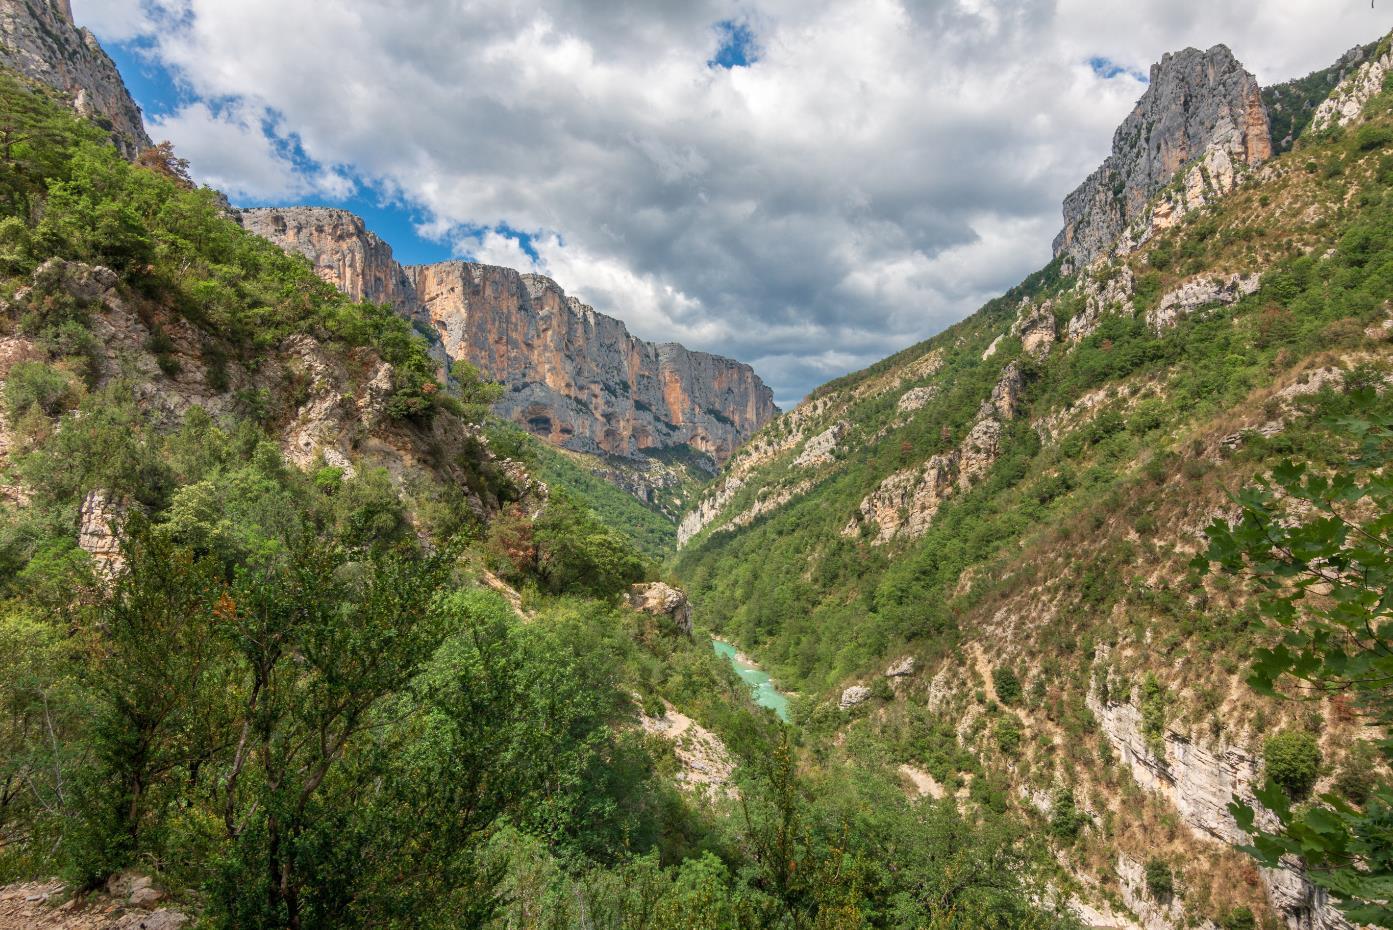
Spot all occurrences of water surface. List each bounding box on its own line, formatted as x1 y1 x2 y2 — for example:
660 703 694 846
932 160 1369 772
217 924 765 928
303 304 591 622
712 639 791 722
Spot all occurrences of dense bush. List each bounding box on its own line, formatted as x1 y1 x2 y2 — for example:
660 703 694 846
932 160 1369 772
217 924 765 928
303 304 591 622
992 666 1022 704
1145 858 1174 899
1264 729 1323 799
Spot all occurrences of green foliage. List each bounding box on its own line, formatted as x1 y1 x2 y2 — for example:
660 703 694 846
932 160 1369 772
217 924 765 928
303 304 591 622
1200 391 1393 926
995 714 1023 755
0 68 444 426
1355 123 1393 152
992 667 1022 704
1264 730 1323 800
1140 674 1168 756
4 360 74 418
1144 858 1174 899
530 490 651 597
1048 789 1088 842
513 426 685 561
1221 906 1257 930
1262 42 1378 152
1335 741 1380 805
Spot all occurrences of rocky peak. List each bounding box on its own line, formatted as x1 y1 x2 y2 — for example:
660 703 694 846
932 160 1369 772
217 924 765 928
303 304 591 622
246 206 778 467
0 0 152 157
1055 44 1271 267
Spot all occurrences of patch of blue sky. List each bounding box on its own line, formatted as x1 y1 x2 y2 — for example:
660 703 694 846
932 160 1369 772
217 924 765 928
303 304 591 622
1089 56 1148 83
105 38 455 265
708 20 760 69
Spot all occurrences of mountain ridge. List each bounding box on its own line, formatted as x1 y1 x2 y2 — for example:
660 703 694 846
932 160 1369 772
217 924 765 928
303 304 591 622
0 0 151 156
242 206 779 470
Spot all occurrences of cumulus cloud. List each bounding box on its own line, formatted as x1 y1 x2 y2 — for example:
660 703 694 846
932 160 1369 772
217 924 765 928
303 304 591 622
85 0 1393 405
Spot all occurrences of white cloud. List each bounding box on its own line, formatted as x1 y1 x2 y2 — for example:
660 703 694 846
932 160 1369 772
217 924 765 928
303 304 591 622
89 0 1393 403
70 0 152 41
146 102 302 200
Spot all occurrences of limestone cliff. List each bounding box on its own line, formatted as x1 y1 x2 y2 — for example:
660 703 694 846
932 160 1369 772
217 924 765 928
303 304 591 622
0 0 151 156
1054 45 1271 266
243 207 778 467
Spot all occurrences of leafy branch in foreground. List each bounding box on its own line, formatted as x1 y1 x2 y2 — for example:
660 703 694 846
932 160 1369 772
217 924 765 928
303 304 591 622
1198 389 1393 927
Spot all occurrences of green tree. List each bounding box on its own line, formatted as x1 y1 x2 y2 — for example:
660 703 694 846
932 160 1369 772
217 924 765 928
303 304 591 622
71 523 229 882
1264 730 1322 800
213 541 455 929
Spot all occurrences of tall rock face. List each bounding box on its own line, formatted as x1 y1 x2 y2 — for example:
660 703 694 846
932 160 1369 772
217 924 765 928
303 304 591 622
1054 45 1272 266
0 0 152 157
243 207 777 466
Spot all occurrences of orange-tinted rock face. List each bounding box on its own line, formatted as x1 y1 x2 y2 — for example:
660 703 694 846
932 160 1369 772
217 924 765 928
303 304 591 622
245 208 777 465
408 262 776 463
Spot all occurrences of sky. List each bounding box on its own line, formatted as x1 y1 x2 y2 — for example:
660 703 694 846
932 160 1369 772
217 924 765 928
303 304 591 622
72 0 1393 408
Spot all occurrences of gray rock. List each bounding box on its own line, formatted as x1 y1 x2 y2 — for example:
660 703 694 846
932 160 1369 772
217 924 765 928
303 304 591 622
1012 302 1057 358
1054 46 1271 266
1148 273 1261 332
885 656 915 677
896 386 937 414
1311 43 1393 133
793 420 849 468
839 685 872 709
112 910 188 930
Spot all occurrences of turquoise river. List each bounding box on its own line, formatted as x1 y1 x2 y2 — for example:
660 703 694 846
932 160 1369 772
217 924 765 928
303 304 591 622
712 639 791 722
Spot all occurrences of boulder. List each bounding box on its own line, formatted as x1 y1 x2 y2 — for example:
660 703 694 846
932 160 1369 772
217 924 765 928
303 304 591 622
626 582 692 635
885 656 916 677
839 685 872 709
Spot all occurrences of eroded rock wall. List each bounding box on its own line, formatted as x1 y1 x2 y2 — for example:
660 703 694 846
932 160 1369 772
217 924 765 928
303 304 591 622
1055 45 1271 266
245 208 777 466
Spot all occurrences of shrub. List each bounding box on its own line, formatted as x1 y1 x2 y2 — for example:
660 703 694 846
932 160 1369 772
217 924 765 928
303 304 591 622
995 715 1022 755
4 361 74 418
1048 789 1087 841
1140 674 1168 756
1354 123 1393 152
1334 740 1379 805
1221 906 1256 930
1264 729 1322 799
1144 858 1174 899
992 667 1022 705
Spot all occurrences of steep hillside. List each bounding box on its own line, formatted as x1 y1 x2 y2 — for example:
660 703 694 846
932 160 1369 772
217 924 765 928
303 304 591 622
675 33 1393 930
0 0 150 156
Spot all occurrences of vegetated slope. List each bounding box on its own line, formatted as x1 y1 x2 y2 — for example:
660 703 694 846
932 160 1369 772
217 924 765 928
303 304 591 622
675 31 1393 930
0 60 1082 930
